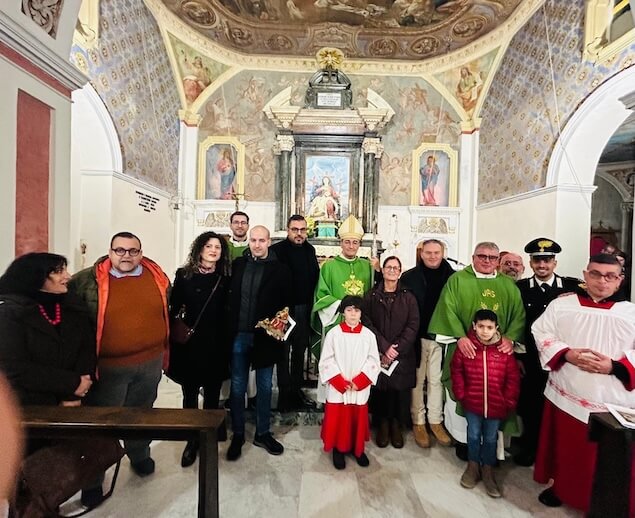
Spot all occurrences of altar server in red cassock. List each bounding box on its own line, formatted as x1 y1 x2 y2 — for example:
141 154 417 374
532 254 635 512
319 295 380 470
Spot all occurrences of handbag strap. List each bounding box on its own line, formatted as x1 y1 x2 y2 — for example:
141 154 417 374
59 459 122 517
189 275 222 333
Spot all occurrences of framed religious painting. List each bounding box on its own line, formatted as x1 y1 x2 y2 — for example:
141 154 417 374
410 143 458 207
197 136 245 200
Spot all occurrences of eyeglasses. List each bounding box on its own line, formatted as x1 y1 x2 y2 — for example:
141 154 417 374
232 221 248 226
475 254 499 262
383 266 401 271
289 227 307 234
585 270 622 282
111 247 141 257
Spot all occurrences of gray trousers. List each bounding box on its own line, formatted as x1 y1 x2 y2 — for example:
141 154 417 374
87 355 162 462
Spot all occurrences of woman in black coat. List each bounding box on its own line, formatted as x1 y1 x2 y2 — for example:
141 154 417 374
363 256 419 449
168 231 231 467
0 253 96 418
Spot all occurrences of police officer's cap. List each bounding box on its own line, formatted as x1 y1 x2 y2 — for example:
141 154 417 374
524 238 562 257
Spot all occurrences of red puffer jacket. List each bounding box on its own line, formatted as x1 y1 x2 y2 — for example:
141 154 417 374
450 328 520 419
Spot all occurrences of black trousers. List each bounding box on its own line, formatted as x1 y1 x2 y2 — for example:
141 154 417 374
372 388 411 425
276 304 310 392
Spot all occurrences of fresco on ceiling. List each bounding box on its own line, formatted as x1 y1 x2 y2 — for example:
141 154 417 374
198 70 461 205
434 48 497 117
162 0 522 60
22 0 64 38
167 34 230 105
70 0 181 192
214 0 456 28
479 1 635 204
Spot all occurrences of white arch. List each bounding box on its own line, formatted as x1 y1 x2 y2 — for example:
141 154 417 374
547 66 635 188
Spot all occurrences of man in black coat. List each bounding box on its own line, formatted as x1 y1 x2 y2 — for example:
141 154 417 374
226 225 292 461
400 239 456 449
270 215 320 411
514 238 582 466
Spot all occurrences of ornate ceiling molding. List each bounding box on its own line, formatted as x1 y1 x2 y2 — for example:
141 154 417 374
143 0 545 76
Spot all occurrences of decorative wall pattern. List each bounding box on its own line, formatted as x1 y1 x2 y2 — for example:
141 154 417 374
160 0 523 61
70 0 181 192
198 70 461 205
479 2 635 203
22 0 64 38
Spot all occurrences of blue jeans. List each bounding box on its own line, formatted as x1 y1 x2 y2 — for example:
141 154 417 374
230 333 273 436
465 411 500 466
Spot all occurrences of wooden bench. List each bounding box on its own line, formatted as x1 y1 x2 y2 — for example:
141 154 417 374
21 406 226 518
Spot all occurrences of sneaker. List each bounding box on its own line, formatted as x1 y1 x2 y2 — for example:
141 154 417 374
80 487 105 508
226 435 245 461
429 423 452 447
354 452 370 467
253 433 284 455
130 457 155 477
332 450 346 470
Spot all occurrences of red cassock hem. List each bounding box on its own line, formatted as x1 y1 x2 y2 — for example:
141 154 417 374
321 402 369 458
534 400 598 512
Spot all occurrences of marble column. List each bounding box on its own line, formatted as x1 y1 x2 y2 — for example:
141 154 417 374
274 134 294 230
620 201 633 253
362 136 383 234
176 109 201 267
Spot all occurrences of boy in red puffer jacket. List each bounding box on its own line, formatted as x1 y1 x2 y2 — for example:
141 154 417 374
451 309 520 498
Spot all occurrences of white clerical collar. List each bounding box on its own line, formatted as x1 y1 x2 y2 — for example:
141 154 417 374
229 236 247 246
473 269 497 279
338 254 358 262
110 264 143 278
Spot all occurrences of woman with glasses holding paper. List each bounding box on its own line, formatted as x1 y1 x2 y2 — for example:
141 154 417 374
167 231 231 467
363 256 419 448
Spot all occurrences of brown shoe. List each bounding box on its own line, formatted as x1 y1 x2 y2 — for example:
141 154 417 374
481 465 501 498
460 461 481 489
413 424 430 448
376 419 389 448
429 423 452 447
390 419 404 448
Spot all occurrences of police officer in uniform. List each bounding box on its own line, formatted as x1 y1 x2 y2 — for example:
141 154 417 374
513 238 582 466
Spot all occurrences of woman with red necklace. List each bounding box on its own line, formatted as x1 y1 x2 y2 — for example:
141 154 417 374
0 253 96 413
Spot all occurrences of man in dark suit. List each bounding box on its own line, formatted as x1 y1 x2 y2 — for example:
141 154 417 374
270 215 320 411
514 238 582 466
226 225 292 461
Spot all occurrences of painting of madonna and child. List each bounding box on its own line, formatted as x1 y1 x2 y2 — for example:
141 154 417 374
198 137 245 200
411 143 458 207
305 155 351 238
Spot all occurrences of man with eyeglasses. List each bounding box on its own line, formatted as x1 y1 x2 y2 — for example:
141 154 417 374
69 231 170 496
498 251 525 281
227 211 250 261
513 238 582 467
429 241 525 461
532 254 635 512
271 215 320 411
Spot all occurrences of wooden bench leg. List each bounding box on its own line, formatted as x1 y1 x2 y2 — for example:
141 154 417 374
198 429 219 518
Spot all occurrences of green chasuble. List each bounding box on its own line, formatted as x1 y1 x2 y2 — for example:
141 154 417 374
311 255 374 359
429 266 525 432
227 240 248 261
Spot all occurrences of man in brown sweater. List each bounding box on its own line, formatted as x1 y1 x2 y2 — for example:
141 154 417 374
69 231 170 504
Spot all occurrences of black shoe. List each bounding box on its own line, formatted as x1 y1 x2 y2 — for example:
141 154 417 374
81 487 105 508
130 457 155 477
181 441 198 467
296 390 317 410
355 452 370 467
455 443 468 462
227 434 245 461
538 487 562 507
253 432 284 455
332 450 346 470
513 450 535 467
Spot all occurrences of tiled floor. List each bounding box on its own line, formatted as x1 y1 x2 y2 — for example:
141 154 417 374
73 377 582 517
